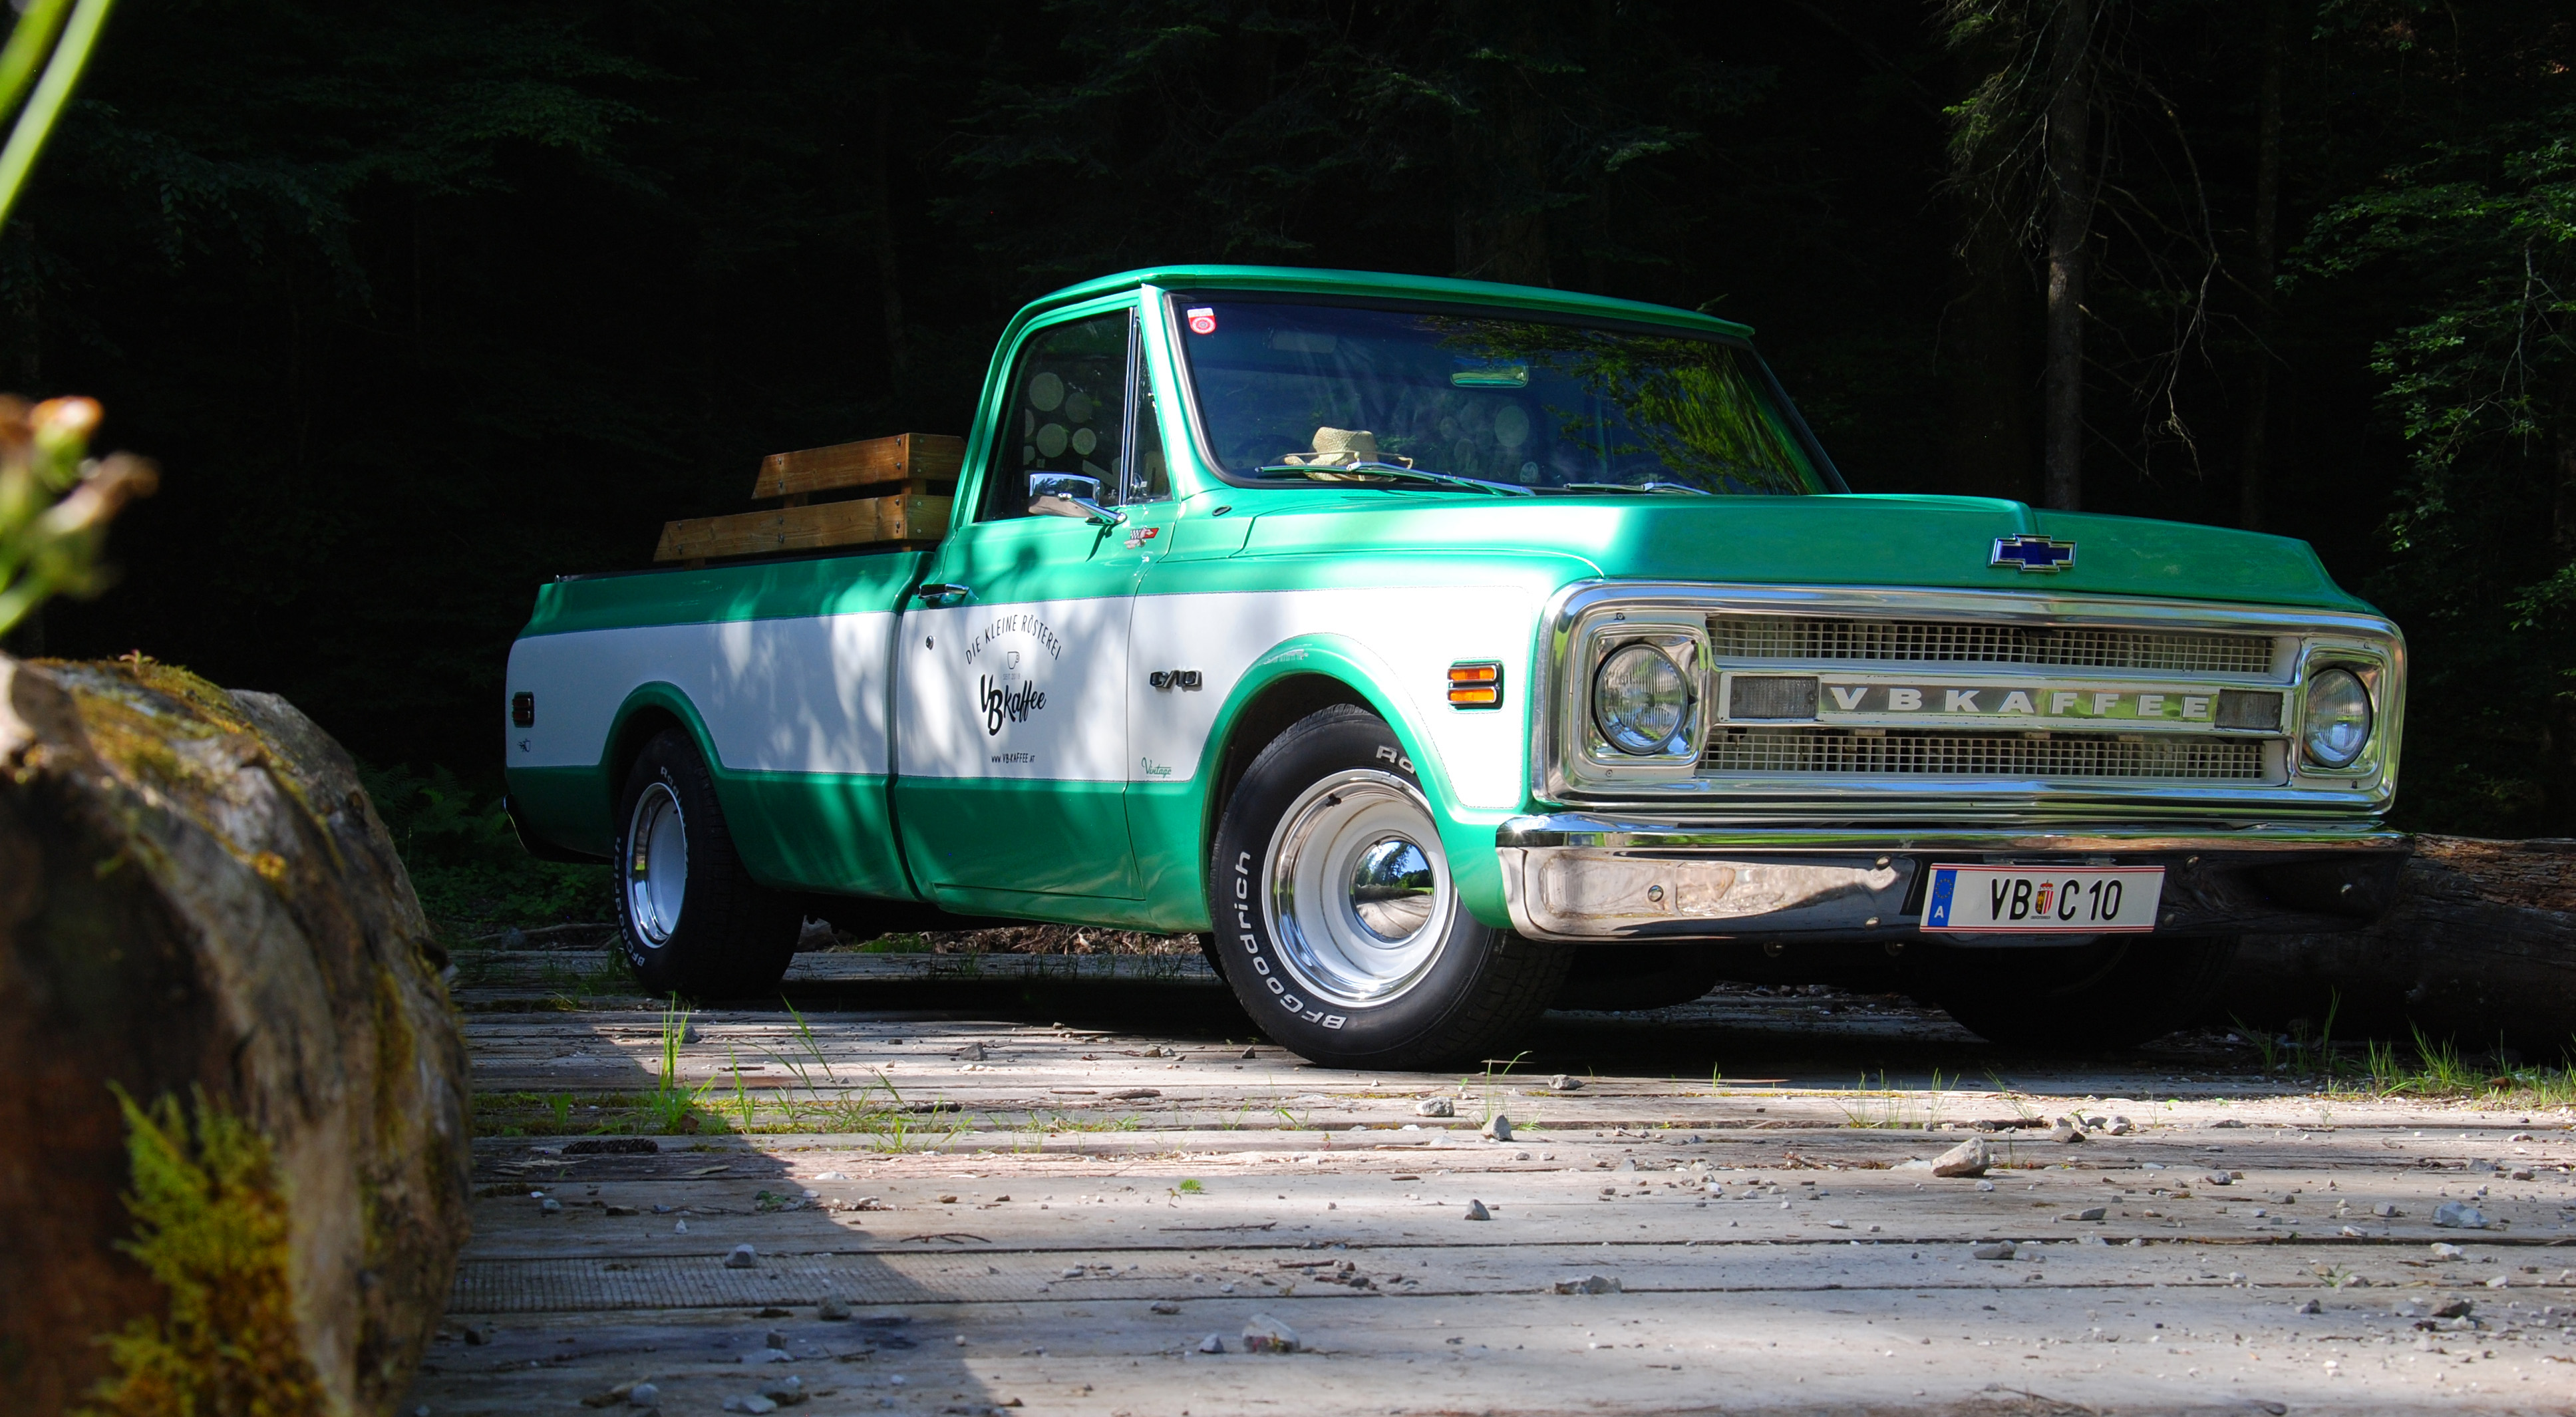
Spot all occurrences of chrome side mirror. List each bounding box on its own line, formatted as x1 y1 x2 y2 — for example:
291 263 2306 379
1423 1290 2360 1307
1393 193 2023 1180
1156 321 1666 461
1028 472 1124 526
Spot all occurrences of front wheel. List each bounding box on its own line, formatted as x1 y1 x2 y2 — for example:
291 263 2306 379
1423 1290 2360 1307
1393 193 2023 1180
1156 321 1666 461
1207 705 1570 1070
1912 935 2239 1052
613 728 800 999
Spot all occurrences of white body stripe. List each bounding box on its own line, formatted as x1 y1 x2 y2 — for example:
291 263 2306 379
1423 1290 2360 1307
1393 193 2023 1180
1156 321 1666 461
510 585 1537 812
505 613 897 775
1128 585 1537 810
895 597 1133 782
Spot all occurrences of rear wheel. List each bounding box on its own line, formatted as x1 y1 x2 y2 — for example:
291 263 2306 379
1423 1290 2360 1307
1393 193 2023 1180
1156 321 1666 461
613 728 800 999
1207 705 1569 1069
1913 935 2239 1051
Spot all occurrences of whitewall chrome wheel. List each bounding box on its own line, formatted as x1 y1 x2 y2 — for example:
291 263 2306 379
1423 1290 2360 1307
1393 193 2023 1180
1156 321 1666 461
1263 769 1452 1008
624 781 688 947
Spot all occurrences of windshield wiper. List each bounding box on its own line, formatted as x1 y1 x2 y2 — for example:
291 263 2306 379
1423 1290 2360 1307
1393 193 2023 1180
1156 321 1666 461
1555 481 1714 496
1252 462 1536 497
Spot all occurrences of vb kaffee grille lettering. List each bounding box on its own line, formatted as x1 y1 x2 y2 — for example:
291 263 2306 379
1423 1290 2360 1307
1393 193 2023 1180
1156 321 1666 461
1816 681 2220 724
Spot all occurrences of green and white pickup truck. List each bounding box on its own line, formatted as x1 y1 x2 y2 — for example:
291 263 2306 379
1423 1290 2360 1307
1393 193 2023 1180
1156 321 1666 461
503 265 2407 1067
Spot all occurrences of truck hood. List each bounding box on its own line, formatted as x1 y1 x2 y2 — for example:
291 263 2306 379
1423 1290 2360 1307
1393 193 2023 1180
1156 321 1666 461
1229 491 2374 613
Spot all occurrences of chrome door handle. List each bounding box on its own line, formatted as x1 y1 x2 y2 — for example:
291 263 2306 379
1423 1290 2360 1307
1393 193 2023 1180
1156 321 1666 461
915 583 970 605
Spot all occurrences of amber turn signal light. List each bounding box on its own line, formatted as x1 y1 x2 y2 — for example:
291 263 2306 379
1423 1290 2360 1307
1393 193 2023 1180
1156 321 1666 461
1446 661 1502 708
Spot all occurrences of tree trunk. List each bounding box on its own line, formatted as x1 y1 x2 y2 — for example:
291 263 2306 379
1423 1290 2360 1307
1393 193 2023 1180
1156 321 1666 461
2230 836 2576 1052
1945 191 2041 504
0 656 471 1416
2040 0 2095 511
2239 0 2288 530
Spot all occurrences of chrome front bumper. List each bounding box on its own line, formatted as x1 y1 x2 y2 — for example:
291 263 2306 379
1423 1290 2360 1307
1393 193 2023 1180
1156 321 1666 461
1493 814 2410 943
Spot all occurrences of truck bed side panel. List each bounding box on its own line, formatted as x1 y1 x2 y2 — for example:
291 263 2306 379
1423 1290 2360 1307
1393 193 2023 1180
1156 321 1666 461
503 551 930 897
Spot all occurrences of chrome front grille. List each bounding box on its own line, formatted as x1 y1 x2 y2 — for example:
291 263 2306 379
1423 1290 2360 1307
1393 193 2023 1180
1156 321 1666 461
1702 728 2267 781
1708 615 2276 676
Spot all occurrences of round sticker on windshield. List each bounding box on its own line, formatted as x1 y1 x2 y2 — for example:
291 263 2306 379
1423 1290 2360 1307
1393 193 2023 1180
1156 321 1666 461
1186 306 1217 335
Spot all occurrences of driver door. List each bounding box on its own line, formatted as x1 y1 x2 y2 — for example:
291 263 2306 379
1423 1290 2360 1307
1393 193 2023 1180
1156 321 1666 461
895 305 1172 901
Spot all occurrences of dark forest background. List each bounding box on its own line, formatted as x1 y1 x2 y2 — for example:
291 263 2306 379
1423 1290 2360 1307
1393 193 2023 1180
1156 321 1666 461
4 0 2570 834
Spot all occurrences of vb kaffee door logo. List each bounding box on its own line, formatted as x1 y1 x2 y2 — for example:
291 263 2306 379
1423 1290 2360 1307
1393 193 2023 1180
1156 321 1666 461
963 613 1059 738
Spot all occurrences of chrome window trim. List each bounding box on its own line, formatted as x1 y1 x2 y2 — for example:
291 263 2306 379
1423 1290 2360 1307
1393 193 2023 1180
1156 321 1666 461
1531 580 2405 818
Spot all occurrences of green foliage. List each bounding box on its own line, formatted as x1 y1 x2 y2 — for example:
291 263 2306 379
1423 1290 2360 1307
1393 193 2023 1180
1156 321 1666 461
80 1086 326 1417
357 761 609 936
2299 90 2576 830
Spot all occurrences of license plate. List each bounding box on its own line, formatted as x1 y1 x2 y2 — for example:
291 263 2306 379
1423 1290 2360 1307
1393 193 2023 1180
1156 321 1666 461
1920 865 2164 933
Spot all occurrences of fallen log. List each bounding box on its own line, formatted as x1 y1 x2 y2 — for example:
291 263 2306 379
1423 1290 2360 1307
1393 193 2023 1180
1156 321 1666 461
2230 835 2576 1054
0 655 471 1416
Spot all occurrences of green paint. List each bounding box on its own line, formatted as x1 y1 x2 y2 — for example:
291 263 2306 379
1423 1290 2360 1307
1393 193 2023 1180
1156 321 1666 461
505 764 613 857
898 777 1139 898
711 769 909 897
519 548 930 638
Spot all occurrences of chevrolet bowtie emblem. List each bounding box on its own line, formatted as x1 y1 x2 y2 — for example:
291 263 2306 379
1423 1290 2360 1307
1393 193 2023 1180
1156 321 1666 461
1991 534 2077 572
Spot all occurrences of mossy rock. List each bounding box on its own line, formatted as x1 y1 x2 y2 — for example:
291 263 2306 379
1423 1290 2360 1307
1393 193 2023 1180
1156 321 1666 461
0 655 471 1415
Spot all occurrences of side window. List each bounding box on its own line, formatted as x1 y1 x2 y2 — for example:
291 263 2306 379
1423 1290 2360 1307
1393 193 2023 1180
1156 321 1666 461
981 311 1130 522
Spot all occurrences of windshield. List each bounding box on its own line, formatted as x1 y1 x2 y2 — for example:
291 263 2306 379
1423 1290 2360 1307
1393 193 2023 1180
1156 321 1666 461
1172 299 1828 495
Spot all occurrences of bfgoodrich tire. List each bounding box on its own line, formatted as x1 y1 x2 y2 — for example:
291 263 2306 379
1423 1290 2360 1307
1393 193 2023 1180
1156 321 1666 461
1207 705 1570 1070
1914 935 2239 1052
613 728 800 999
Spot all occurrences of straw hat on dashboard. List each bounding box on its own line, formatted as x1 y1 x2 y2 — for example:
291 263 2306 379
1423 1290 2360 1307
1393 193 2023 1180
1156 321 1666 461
1278 426 1412 469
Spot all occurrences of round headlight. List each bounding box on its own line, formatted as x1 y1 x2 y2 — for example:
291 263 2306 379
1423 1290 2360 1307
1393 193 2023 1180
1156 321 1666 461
2301 667 2372 768
1593 644 1690 754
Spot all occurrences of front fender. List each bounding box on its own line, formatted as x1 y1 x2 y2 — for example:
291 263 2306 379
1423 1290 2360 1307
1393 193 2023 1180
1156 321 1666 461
1176 633 1523 932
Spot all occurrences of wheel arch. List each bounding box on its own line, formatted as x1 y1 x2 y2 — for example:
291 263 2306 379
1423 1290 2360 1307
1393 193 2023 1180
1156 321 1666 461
603 684 722 822
1196 636 1468 894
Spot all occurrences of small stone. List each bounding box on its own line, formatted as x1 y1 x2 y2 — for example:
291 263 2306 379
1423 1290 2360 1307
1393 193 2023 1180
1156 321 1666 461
1975 1180 1997 1192
1931 1138 1991 1178
1240 1046 1257 1059
2485 1275 2511 1290
2065 1206 2106 1222
541 1198 562 1215
1464 1199 1492 1221
2203 1172 2233 1187
1552 1274 1621 1295
1241 1314 1299 1352
1150 1301 1180 1315
817 1297 852 1321
1971 1242 2016 1261
754 1348 790 1364
1199 1333 1225 1354
764 1330 786 1350
674 1220 689 1234
760 1374 807 1406
726 1244 760 1269
1826 1219 1850 1229
605 1205 639 1217
1142 1045 1168 1057
2433 1201 2490 1229
2429 1242 2465 1259
2340 1225 2366 1237
681 1024 703 1044
1550 1074 1583 1091
2100 1116 2134 1136
2374 1202 2402 1217
1062 1267 1085 1279
627 1385 659 1406
2206 1117 2245 1128
2432 1298 2474 1319
723 1398 776 1414
1615 1158 1637 1173
1414 1097 1454 1118
2293 1299 2322 1315
2509 1167 2535 1181
953 1042 986 1061
1481 1114 1513 1142
2049 1120 2086 1144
